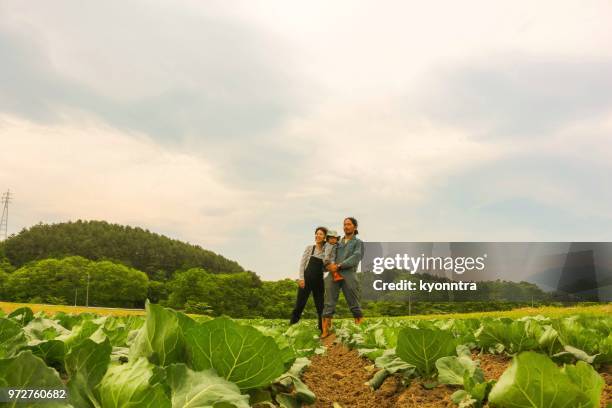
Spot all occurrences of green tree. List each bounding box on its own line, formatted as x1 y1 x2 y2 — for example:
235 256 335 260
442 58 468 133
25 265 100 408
148 280 169 304
4 256 149 308
166 268 265 317
87 260 149 307
6 256 88 303
258 279 298 319
2 220 244 279
0 269 9 300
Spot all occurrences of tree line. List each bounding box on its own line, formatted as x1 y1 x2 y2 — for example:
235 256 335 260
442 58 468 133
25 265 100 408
0 254 578 318
0 220 588 318
0 254 307 317
1 220 243 279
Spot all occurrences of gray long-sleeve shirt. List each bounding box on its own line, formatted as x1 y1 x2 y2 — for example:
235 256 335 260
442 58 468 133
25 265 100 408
298 244 325 280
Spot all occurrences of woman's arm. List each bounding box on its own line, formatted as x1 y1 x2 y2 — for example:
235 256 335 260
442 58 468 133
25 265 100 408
298 245 311 280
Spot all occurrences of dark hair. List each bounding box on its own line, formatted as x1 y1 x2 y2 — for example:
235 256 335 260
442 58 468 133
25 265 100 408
344 217 359 235
315 226 328 236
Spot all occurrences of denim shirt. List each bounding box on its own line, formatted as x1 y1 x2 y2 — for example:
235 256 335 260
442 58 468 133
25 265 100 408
335 235 363 274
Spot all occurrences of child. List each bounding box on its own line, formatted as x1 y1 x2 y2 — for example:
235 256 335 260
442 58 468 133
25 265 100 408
324 230 344 281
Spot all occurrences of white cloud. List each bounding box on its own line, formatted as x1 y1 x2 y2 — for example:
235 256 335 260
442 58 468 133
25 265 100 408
284 101 503 202
0 114 254 246
219 0 612 96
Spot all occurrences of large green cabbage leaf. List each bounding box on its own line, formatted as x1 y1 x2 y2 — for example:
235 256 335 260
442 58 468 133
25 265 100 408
0 317 26 358
65 338 112 408
0 350 71 408
98 357 171 408
396 327 456 376
129 300 195 366
488 351 603 408
185 317 285 390
166 363 249 408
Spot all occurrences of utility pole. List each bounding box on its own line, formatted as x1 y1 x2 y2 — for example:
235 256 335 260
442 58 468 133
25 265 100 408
86 272 90 307
408 291 411 316
0 190 11 241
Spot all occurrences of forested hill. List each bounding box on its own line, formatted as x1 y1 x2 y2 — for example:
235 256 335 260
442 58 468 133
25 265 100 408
0 220 244 278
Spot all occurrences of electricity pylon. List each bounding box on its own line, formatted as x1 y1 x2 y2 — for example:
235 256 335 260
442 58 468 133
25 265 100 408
1 190 11 241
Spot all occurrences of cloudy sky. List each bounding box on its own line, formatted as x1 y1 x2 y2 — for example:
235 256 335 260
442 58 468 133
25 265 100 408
1 1 611 280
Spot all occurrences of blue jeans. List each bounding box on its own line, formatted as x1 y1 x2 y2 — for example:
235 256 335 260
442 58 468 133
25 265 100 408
322 271 362 318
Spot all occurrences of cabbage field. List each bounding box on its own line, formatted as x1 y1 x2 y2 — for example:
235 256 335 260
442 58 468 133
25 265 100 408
0 302 610 407
330 313 611 407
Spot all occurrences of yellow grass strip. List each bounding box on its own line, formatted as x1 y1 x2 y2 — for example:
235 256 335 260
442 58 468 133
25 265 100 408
0 301 145 316
400 303 612 320
1 301 609 320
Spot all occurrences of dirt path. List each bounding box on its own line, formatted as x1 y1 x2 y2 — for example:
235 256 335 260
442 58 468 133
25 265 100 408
302 335 611 408
601 365 612 408
302 334 462 408
303 334 403 407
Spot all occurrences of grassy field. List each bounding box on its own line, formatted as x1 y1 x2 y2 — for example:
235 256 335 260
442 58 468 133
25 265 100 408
398 303 612 320
0 301 146 316
1 300 609 319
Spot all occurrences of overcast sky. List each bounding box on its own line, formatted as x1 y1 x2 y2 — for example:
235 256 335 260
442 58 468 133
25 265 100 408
1 1 612 280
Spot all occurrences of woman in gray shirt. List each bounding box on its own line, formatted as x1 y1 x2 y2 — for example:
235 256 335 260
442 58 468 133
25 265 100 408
289 226 327 332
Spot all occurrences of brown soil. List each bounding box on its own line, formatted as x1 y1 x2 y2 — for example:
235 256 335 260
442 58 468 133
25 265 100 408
303 334 403 407
601 365 611 408
302 336 506 408
394 352 511 407
473 352 512 380
395 381 456 407
303 338 612 408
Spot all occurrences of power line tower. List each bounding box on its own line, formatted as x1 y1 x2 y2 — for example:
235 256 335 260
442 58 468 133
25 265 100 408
1 190 11 241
